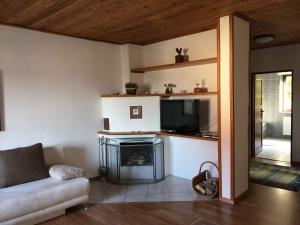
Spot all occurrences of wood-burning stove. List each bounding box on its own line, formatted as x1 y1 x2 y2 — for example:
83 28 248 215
99 137 164 184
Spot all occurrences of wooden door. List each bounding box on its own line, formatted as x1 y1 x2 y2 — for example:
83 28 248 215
254 78 263 156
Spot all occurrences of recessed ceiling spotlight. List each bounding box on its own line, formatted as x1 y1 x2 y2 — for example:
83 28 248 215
253 34 275 44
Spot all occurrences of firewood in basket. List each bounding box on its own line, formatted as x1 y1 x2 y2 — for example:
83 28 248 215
195 184 205 194
206 188 214 195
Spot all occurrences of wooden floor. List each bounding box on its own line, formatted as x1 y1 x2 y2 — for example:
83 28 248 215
42 183 300 225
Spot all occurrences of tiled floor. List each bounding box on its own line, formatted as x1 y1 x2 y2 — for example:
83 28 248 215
89 175 207 203
257 138 291 162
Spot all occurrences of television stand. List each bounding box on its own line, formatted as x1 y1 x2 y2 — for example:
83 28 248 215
175 130 198 135
165 130 177 133
161 129 197 135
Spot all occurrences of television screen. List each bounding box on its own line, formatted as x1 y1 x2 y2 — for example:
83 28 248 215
160 99 209 134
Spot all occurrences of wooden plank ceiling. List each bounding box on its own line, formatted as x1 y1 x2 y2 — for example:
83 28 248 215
0 0 299 48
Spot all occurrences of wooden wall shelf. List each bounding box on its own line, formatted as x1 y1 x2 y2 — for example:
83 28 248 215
101 92 218 98
159 92 218 97
131 57 217 73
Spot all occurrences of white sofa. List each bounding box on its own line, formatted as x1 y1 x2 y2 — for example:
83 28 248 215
0 176 90 225
0 177 90 225
0 145 90 225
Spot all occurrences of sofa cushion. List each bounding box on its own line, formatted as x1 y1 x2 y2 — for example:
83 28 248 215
49 165 86 180
0 143 49 188
0 177 90 222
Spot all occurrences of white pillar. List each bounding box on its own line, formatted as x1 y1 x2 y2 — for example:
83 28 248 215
218 15 250 202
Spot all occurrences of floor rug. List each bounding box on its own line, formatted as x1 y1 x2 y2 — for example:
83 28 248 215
250 161 300 191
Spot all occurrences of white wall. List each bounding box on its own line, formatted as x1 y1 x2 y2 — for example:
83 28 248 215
142 30 217 94
137 31 219 181
143 31 217 66
110 30 219 182
219 16 232 200
129 45 144 93
233 17 249 198
102 96 160 132
101 94 218 180
251 43 300 162
120 32 218 96
123 30 218 131
120 44 144 94
167 136 218 180
219 15 250 200
120 45 130 94
0 25 122 177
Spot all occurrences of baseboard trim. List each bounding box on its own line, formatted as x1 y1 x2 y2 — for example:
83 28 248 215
89 176 101 181
219 197 234 204
219 189 248 204
234 190 249 202
291 161 300 167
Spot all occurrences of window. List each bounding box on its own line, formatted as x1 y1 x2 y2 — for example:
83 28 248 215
279 72 292 113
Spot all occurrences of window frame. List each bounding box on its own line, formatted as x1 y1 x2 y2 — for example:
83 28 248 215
279 74 292 113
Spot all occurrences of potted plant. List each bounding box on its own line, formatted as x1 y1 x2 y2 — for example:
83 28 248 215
125 82 138 95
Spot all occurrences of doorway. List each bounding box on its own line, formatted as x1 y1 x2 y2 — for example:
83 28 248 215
252 71 293 163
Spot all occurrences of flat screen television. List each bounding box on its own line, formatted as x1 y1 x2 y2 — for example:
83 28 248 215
160 99 209 134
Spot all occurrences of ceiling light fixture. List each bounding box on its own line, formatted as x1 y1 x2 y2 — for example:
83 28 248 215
253 34 275 44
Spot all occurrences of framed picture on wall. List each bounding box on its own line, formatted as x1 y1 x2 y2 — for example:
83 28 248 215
130 106 142 119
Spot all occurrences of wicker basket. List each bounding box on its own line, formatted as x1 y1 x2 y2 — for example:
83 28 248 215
192 161 219 199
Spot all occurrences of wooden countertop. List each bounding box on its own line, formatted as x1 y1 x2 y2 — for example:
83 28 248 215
98 131 218 141
101 92 218 98
98 131 157 135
